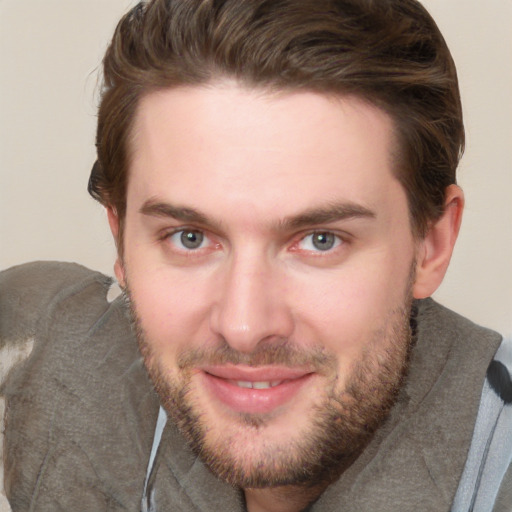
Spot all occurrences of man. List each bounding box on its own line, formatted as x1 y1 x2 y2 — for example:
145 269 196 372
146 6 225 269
0 1 510 511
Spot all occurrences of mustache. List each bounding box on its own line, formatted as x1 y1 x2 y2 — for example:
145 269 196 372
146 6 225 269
174 339 337 373
125 289 337 373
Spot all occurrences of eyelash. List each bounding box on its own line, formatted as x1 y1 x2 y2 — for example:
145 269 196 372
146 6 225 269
293 231 344 253
160 228 215 253
159 227 347 257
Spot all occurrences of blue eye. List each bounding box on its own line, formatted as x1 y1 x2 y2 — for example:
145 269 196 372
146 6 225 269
298 232 341 252
170 229 206 250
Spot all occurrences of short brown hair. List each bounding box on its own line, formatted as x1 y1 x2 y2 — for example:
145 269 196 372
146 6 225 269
89 0 464 238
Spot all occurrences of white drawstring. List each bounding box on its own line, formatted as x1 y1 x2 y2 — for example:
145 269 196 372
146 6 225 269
141 406 167 512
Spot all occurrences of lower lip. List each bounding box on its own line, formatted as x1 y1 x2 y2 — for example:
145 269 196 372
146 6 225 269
201 371 313 415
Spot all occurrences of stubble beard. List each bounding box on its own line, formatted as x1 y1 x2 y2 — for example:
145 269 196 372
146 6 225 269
127 286 414 490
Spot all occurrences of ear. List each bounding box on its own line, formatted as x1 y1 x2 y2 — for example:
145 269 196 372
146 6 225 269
107 207 126 287
413 184 464 299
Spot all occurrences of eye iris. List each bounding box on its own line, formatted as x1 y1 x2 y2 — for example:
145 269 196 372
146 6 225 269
180 230 203 249
312 232 335 251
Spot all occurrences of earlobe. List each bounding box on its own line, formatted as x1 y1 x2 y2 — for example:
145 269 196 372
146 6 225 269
113 259 126 288
413 185 464 299
106 207 126 287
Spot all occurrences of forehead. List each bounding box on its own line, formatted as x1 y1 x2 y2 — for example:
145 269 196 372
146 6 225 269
127 83 403 224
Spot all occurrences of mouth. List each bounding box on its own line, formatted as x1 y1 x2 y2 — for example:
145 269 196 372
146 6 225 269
199 365 315 415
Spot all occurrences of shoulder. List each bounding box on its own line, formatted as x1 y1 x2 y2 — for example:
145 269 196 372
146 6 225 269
1 261 115 388
1 261 116 387
0 261 113 345
0 262 156 509
416 297 502 346
0 262 117 509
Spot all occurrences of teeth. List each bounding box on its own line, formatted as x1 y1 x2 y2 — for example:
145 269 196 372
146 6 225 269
235 380 283 389
253 381 271 390
237 381 254 389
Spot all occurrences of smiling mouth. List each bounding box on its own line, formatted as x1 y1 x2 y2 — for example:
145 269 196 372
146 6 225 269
200 367 315 414
203 367 312 389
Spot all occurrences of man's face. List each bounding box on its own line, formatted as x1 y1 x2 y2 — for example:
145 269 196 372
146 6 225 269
119 83 419 487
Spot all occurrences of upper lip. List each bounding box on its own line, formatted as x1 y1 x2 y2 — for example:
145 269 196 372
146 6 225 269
200 364 314 382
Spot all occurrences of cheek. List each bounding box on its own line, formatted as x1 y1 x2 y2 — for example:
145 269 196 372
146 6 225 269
289 252 413 354
127 268 214 357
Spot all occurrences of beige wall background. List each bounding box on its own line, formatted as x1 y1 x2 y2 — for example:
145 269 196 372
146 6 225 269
1 0 511 335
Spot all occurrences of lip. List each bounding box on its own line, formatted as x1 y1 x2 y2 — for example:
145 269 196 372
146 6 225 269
199 365 315 415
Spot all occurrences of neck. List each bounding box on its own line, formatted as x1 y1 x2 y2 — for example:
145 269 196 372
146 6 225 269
244 482 328 512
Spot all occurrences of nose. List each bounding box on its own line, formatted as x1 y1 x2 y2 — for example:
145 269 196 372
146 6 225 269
209 252 294 353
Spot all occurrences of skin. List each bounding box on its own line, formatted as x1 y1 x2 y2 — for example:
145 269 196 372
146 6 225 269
108 82 464 512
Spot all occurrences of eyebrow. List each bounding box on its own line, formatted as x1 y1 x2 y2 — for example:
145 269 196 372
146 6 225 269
277 203 376 231
140 199 219 228
140 198 376 232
